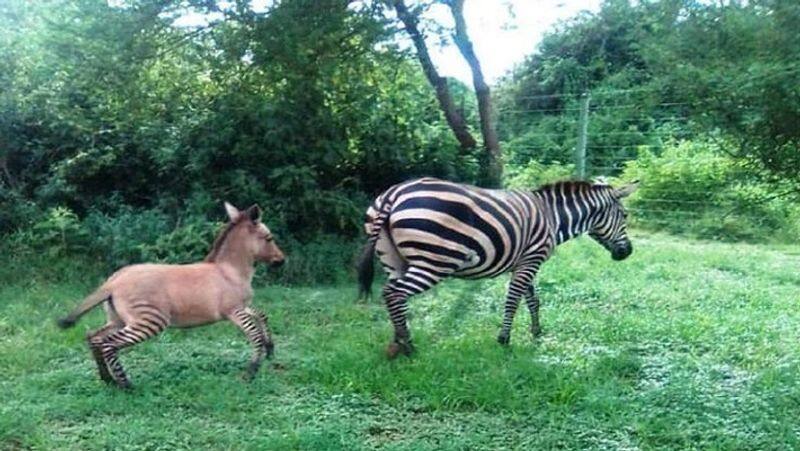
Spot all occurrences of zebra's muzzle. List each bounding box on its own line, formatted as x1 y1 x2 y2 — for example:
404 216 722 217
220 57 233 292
611 243 632 261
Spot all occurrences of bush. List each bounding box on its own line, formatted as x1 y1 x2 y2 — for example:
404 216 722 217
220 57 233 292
85 207 226 268
1 204 363 286
28 207 89 258
621 140 800 241
260 235 362 286
505 160 576 189
0 190 41 234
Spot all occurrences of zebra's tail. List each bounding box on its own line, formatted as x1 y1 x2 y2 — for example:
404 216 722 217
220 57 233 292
357 196 393 300
357 240 376 300
57 286 111 329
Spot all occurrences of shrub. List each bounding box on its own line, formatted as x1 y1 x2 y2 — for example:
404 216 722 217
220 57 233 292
505 160 576 189
28 207 90 258
260 235 361 286
621 140 800 241
1 203 363 286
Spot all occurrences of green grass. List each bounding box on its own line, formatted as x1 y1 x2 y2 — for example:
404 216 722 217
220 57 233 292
2 233 799 449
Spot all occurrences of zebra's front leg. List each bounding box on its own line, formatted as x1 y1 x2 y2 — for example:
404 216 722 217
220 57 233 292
525 283 542 338
497 270 534 346
382 266 443 359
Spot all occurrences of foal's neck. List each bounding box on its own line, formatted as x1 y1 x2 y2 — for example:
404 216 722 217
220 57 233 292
207 234 255 285
214 247 255 284
205 223 256 284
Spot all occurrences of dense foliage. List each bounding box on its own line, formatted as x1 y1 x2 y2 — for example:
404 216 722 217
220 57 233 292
497 0 800 182
0 0 478 234
1 0 797 283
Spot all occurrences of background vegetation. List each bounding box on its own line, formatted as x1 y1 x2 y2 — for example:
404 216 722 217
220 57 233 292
1 0 798 284
1 1 798 448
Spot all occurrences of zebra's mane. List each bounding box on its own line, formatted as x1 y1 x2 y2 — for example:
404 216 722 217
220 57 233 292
533 180 607 194
204 220 240 263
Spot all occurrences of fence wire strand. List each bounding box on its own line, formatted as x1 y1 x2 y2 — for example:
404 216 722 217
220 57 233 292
501 86 787 232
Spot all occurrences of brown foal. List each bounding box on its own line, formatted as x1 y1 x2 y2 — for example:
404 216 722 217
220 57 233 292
57 202 285 388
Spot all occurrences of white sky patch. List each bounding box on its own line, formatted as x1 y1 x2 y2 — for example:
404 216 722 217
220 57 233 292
421 0 602 84
132 0 601 84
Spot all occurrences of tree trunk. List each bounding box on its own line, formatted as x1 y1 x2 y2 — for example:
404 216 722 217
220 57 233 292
0 155 14 190
393 0 477 152
448 0 502 187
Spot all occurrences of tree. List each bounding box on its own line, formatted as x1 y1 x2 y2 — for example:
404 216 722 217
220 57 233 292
448 0 501 187
392 0 477 151
392 0 502 187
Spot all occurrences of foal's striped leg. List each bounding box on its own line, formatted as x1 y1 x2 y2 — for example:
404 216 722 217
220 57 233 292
87 322 122 383
228 308 271 379
97 320 167 389
382 266 444 359
497 269 535 346
245 307 274 358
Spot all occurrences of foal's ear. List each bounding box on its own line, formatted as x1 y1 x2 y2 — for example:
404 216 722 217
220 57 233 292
614 180 640 199
245 204 262 222
224 202 241 222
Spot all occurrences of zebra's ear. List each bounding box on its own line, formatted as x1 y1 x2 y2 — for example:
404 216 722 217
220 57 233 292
614 180 640 198
224 202 241 222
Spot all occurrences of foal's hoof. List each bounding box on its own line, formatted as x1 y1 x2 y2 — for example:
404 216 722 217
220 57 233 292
385 341 414 359
531 326 543 339
116 380 133 390
242 370 259 382
497 333 510 346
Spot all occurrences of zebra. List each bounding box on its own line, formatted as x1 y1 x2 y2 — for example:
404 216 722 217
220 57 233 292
357 177 639 358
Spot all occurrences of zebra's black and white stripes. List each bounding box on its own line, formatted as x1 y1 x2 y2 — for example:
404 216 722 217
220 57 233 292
357 177 639 357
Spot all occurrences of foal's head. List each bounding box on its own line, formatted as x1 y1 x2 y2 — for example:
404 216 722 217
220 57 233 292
207 202 285 267
588 181 639 261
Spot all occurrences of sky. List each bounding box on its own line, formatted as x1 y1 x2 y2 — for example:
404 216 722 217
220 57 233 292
422 0 602 84
169 0 602 85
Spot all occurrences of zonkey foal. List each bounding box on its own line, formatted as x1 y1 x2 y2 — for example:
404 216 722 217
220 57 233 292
57 202 285 388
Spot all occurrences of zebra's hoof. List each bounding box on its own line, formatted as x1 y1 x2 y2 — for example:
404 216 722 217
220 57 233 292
530 326 542 338
386 341 414 359
497 334 510 346
98 373 114 384
265 342 275 359
115 380 133 390
386 342 401 359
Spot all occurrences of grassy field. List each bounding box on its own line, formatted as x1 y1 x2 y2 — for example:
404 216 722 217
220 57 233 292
1 233 799 450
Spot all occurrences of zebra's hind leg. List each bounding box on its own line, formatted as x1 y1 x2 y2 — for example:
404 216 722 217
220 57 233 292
497 270 534 346
382 266 444 359
86 322 122 384
524 283 542 338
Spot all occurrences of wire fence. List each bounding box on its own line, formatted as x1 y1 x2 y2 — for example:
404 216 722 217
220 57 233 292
496 86 791 235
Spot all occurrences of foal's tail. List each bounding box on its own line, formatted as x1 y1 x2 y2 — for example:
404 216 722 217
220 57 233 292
57 286 111 329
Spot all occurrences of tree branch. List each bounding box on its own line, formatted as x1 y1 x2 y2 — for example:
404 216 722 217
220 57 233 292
393 0 477 151
448 0 502 186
